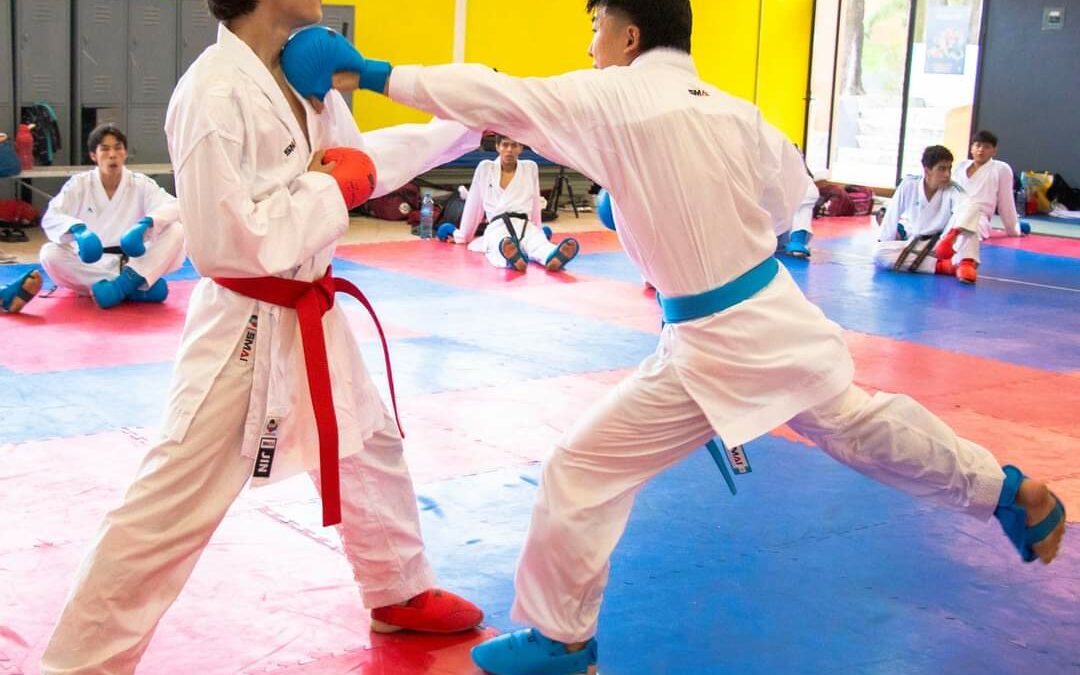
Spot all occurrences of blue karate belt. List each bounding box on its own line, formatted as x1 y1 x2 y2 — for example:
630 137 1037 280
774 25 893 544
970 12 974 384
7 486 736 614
655 257 779 494
655 256 779 324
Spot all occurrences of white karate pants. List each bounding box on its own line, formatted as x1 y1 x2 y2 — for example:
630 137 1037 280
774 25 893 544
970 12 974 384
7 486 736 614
41 330 434 674
511 360 1004 643
873 227 981 273
39 224 186 295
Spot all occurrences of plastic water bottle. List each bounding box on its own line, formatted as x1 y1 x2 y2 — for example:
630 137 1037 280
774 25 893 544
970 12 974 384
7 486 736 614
15 124 34 170
419 191 434 239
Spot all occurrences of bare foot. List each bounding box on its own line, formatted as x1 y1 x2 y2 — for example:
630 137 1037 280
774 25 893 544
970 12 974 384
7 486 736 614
1015 478 1066 564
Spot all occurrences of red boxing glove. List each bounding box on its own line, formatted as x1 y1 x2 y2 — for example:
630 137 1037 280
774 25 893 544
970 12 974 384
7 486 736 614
321 147 377 210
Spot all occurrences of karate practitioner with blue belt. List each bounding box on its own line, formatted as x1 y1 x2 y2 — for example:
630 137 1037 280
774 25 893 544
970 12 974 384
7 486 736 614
284 2 1065 673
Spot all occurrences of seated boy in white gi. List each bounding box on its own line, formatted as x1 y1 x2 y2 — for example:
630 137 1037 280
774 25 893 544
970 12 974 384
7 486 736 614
874 145 980 283
40 124 185 309
930 129 1029 283
443 135 580 272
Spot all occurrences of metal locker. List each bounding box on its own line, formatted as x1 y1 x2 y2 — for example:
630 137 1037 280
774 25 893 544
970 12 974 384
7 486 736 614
0 0 13 117
1 0 13 197
15 0 71 164
320 5 356 41
179 0 218 76
77 0 128 106
128 0 178 105
126 106 168 164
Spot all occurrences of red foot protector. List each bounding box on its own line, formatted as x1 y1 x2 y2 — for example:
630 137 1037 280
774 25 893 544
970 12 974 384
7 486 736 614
370 588 484 634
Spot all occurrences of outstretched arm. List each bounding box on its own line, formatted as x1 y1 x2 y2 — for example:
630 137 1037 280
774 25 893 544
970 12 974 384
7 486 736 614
455 162 488 244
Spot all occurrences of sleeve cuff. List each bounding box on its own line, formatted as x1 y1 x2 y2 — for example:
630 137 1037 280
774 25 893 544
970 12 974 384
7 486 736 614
387 65 423 107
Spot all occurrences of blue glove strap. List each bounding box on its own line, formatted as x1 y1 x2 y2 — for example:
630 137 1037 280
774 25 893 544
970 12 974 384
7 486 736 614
360 60 392 94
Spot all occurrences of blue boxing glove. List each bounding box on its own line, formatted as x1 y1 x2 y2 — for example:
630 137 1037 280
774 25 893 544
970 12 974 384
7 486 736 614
68 223 103 263
281 26 392 101
120 216 153 257
1019 220 1031 235
597 189 616 231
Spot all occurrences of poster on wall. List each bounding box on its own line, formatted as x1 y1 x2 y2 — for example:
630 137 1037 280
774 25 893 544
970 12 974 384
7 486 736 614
924 5 971 75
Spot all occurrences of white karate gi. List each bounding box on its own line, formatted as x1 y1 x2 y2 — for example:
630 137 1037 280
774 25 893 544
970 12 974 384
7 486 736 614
773 179 817 246
874 175 978 272
456 158 557 267
41 24 480 674
389 49 1005 643
39 168 185 294
951 158 1022 239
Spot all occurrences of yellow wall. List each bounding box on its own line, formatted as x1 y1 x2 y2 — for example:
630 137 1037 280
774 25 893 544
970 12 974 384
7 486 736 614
325 0 457 130
466 0 593 76
693 1 761 103
329 0 813 144
757 0 814 147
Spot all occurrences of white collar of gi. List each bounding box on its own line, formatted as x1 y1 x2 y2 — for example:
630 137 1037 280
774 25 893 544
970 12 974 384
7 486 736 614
215 23 311 152
629 48 699 76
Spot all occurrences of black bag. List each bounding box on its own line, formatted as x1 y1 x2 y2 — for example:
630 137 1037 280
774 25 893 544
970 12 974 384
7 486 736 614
20 103 63 166
439 195 466 227
1047 173 1080 211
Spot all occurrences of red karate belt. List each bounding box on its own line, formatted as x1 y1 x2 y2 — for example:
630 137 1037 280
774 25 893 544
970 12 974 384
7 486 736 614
214 265 403 526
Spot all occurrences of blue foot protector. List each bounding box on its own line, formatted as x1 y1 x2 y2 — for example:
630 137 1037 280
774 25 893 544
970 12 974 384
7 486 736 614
500 237 528 272
91 267 148 309
544 238 580 272
994 464 1066 563
128 278 168 303
785 229 811 258
1 269 40 312
542 225 553 240
471 629 598 675
1020 220 1032 235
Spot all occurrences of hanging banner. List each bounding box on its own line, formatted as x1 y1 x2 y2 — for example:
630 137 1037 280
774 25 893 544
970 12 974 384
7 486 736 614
924 5 971 75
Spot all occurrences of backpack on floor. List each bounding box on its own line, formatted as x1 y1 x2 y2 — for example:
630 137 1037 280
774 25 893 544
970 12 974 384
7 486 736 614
845 184 874 215
814 184 855 217
1047 173 1080 211
20 102 62 166
361 182 420 220
815 184 874 217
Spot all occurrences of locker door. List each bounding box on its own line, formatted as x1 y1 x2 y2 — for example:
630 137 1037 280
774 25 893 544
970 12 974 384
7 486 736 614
179 0 218 76
15 0 71 164
129 0 178 105
77 0 128 106
320 5 356 41
0 0 11 197
126 106 168 164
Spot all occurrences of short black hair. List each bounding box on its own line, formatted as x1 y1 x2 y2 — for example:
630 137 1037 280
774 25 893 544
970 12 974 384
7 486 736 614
87 124 127 153
206 0 257 21
971 129 998 147
921 145 953 169
585 0 692 54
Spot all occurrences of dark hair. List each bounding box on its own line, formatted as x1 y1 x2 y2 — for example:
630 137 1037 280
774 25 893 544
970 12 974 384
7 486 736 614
971 129 998 147
87 124 127 153
921 145 953 169
494 134 521 145
585 0 692 54
207 0 258 21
